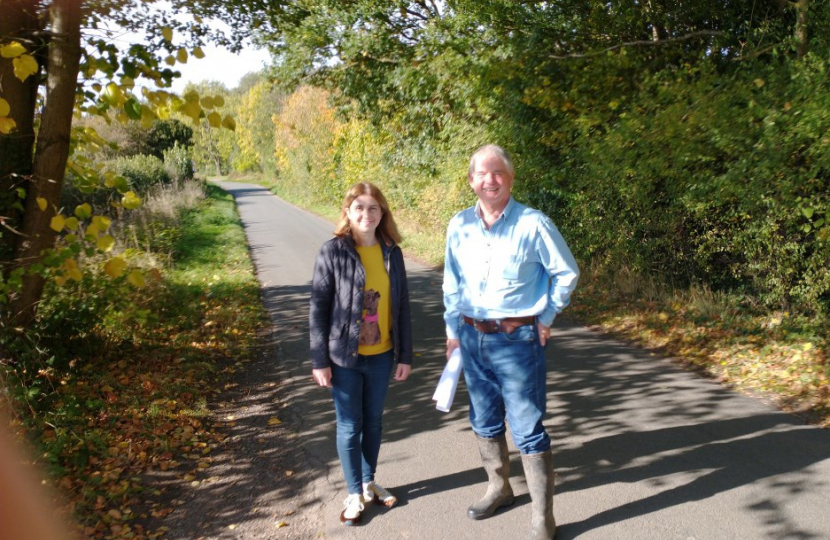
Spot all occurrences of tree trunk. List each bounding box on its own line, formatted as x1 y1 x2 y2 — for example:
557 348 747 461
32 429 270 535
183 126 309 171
794 0 809 60
644 0 663 42
9 0 83 326
0 0 42 265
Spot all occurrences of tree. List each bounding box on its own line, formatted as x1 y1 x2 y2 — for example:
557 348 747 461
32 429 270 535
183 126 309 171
254 0 830 315
144 119 193 158
3 0 82 325
1 0 245 326
234 77 282 174
185 80 235 175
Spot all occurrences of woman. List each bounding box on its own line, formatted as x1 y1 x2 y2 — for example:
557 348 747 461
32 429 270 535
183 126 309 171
309 182 413 526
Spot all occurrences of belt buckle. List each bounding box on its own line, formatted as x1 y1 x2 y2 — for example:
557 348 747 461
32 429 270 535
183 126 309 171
475 318 498 333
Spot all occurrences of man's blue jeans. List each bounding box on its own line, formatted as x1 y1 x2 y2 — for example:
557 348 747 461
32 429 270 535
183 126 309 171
459 322 550 454
330 350 394 495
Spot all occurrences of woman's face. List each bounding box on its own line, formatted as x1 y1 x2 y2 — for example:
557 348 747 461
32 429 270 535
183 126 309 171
347 194 383 236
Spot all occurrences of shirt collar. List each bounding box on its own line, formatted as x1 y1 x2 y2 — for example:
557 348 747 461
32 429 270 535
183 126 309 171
475 196 515 223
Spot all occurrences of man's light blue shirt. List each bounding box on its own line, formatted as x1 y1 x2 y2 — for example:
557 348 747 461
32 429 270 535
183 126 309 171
443 197 579 339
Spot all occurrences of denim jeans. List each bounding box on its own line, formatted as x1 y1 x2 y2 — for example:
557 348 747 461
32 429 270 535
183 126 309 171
459 322 550 454
330 349 395 494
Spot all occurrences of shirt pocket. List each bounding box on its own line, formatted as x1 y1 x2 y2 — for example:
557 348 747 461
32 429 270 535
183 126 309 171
500 254 526 282
502 264 520 281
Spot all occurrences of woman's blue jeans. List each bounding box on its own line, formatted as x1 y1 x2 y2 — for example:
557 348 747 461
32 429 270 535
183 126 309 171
330 350 394 495
459 322 551 455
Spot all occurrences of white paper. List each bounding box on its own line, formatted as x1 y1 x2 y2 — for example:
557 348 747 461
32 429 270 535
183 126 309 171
432 348 463 412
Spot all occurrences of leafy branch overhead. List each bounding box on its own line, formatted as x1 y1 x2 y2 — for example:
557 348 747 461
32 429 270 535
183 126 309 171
0 1 240 326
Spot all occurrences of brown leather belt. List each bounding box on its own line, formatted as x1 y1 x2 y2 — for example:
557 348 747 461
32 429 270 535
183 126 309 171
463 315 536 334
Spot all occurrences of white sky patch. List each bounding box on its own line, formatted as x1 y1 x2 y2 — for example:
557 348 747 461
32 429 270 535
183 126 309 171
165 17 272 92
101 8 271 95
168 43 271 93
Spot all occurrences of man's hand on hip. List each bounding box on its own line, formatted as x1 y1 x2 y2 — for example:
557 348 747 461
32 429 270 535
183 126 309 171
537 323 551 347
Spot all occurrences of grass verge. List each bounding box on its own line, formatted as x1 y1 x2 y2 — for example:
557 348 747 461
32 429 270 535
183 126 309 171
2 183 266 539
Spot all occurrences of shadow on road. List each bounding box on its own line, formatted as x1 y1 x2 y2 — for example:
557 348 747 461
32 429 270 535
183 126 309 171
151 183 830 539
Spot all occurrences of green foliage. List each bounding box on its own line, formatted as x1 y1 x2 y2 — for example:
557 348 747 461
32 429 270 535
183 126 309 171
556 57 830 315
183 0 830 307
233 77 282 174
254 1 830 315
186 81 236 176
143 119 194 159
270 86 476 264
163 142 194 183
0 184 266 534
110 154 170 193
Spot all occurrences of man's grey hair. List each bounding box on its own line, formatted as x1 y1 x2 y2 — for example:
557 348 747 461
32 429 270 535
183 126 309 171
469 144 515 176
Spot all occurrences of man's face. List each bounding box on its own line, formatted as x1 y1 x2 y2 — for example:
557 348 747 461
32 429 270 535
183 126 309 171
468 151 514 209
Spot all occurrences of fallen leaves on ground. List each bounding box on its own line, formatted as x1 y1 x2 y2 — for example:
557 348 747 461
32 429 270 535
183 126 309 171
6 286 264 539
570 278 829 427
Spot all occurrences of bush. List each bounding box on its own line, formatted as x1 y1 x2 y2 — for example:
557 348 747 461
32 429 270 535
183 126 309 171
556 58 830 316
145 119 194 159
111 154 170 193
163 142 194 183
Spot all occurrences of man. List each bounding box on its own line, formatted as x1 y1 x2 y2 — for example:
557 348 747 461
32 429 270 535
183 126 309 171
443 144 579 540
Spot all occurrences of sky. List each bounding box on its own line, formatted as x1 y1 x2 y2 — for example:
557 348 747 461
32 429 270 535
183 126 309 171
105 11 272 95
169 44 272 93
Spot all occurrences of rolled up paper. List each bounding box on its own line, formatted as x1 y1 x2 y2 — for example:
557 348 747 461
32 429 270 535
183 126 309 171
432 348 462 412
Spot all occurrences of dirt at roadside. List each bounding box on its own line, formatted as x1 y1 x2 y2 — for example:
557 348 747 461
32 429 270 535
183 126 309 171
140 329 323 540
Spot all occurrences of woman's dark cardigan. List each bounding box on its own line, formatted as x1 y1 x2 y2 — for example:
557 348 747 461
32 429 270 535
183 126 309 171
309 235 413 369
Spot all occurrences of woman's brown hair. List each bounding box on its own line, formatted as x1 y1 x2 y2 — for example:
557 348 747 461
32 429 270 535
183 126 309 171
334 182 402 245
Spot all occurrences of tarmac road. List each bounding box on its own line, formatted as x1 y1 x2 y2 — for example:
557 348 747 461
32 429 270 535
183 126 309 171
212 181 830 540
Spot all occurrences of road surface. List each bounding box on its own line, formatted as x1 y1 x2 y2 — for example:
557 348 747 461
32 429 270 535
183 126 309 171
165 181 830 540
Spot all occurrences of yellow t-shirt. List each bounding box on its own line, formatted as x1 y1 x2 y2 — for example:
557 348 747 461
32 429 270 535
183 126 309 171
356 243 392 355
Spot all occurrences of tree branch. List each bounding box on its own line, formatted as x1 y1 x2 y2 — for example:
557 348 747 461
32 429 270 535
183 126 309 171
549 30 724 59
413 0 439 18
404 7 431 23
732 43 778 61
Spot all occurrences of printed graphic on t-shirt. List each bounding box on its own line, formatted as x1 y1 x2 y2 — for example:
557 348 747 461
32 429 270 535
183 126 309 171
360 289 381 345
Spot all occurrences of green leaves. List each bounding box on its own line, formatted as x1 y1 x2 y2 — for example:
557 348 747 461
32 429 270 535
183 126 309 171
121 191 142 210
75 203 92 220
123 98 142 120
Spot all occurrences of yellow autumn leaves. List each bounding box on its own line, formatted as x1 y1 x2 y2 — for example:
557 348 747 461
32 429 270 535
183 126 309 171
0 97 14 134
1 26 237 135
0 40 39 133
42 199 148 287
95 78 234 130
153 26 233 128
172 90 235 129
160 25 204 65
1 40 38 81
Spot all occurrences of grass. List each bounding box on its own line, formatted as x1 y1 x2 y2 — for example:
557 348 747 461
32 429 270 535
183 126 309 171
1 182 267 539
